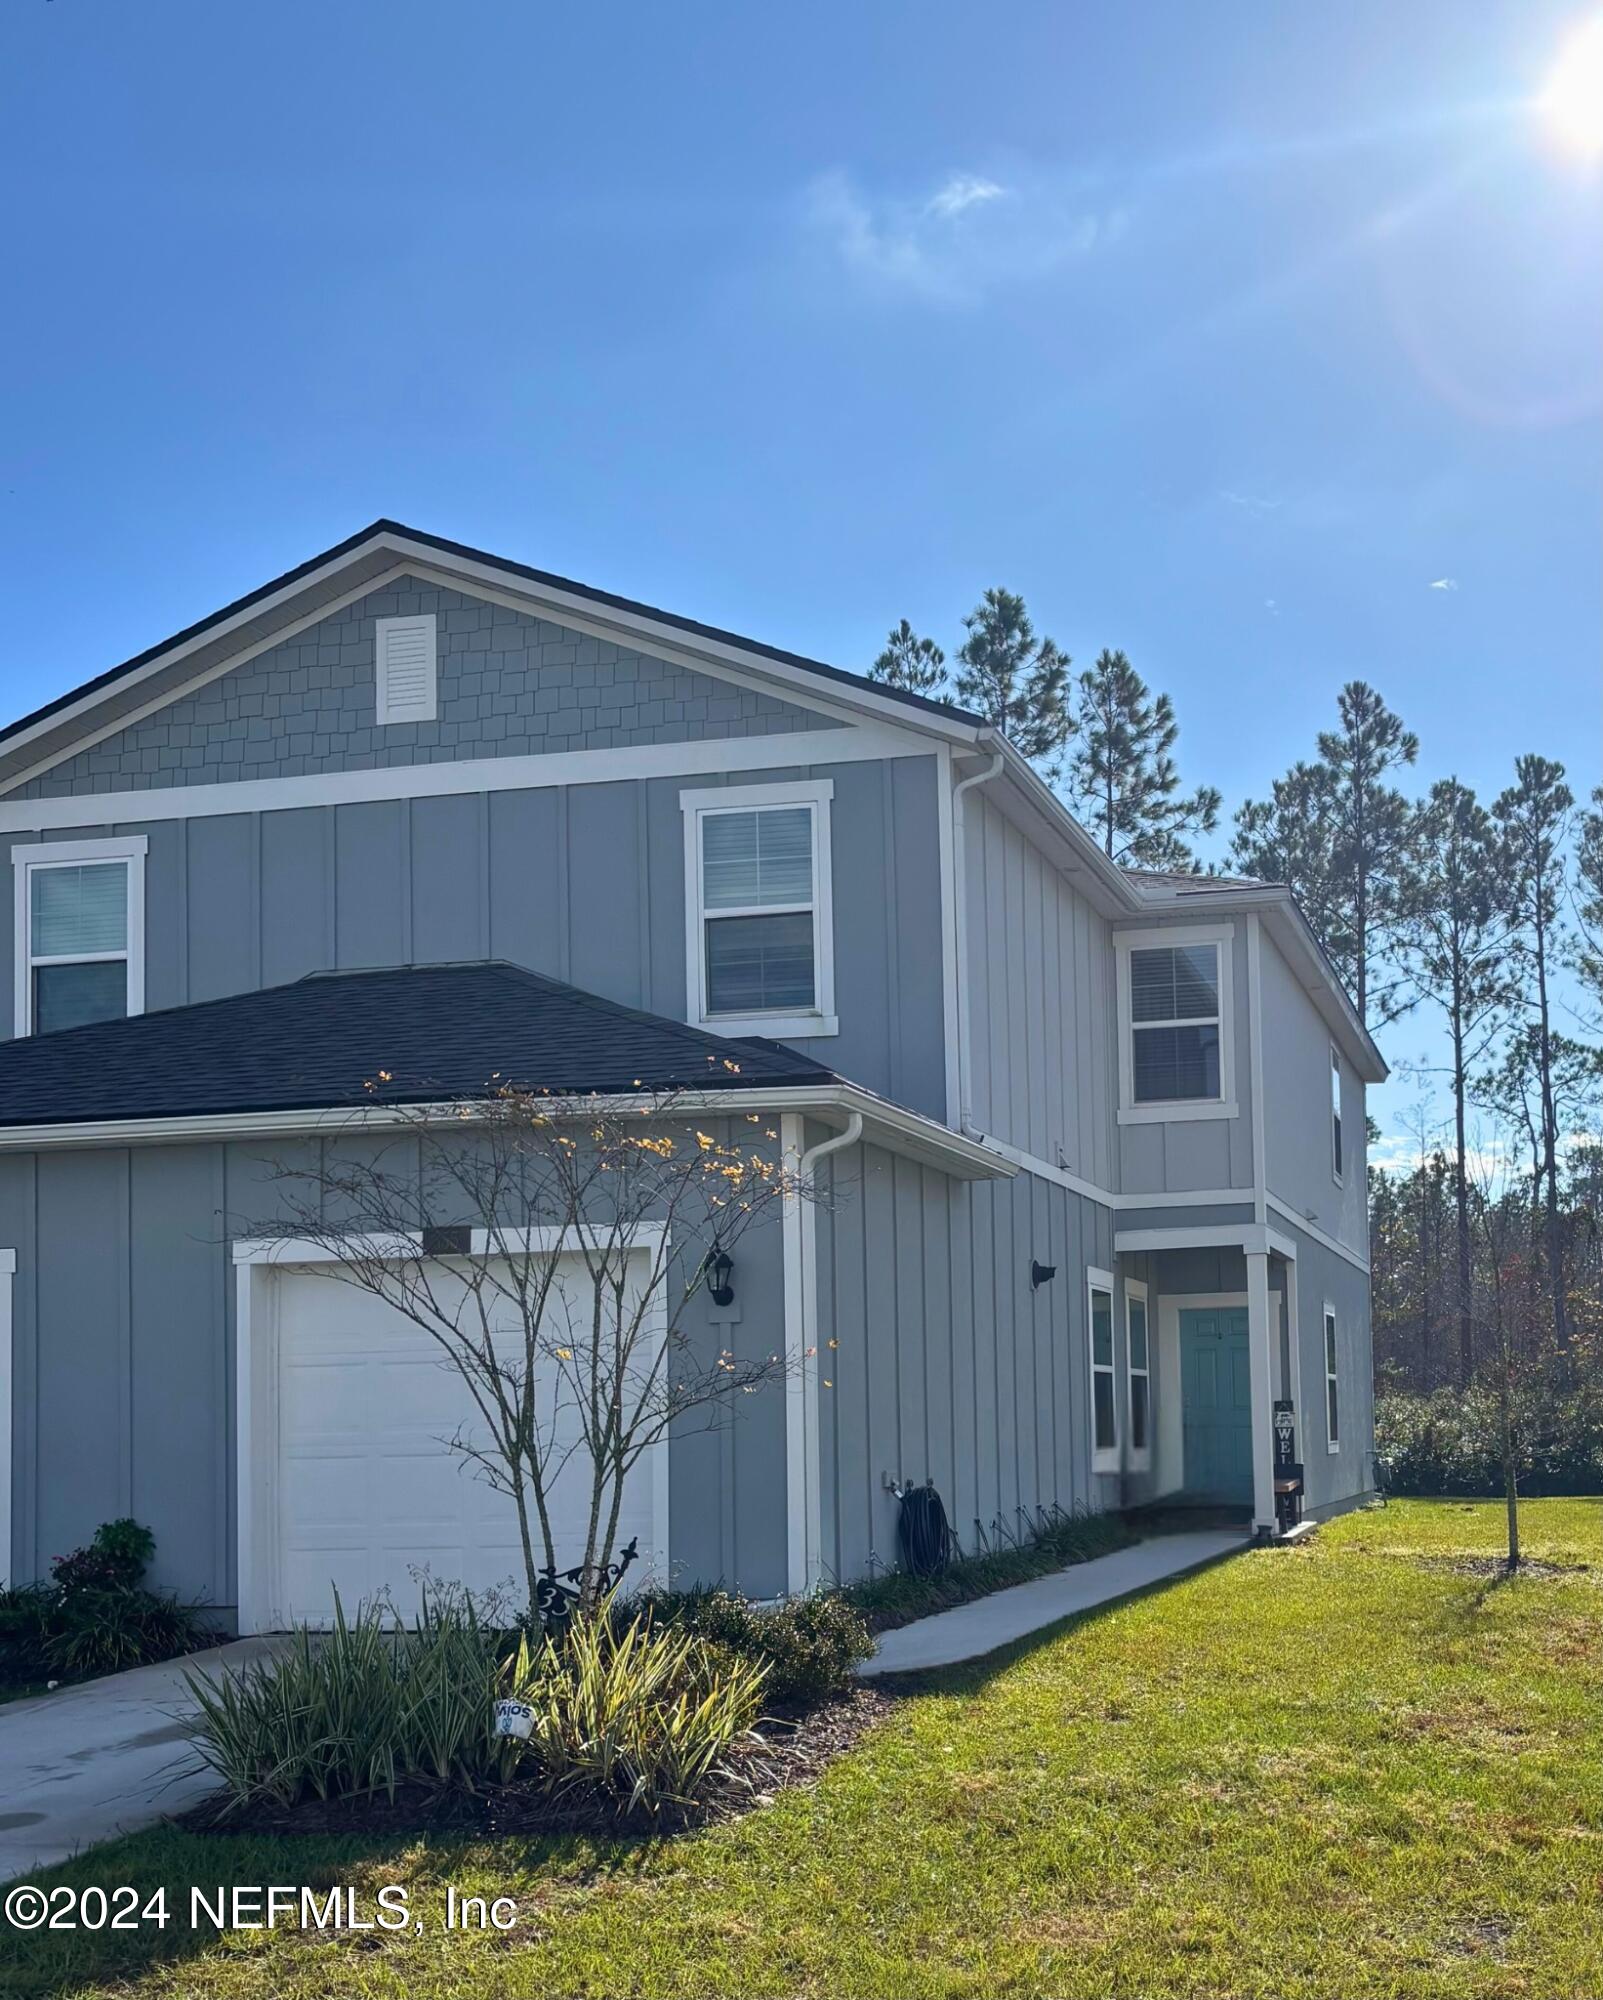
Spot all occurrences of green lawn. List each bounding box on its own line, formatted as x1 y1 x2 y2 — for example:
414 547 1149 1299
6 1499 1599 2000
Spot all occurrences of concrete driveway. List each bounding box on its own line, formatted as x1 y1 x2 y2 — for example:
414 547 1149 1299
0 1638 281 1883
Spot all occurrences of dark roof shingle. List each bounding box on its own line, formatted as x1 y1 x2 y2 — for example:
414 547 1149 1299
0 962 836 1129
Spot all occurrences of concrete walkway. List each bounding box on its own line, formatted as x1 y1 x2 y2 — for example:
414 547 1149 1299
0 1638 282 1883
858 1528 1247 1676
0 1534 1244 1879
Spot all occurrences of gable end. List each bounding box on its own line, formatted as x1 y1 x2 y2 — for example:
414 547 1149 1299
13 577 843 799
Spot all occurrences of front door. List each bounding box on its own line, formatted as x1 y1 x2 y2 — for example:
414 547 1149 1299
1180 1306 1253 1504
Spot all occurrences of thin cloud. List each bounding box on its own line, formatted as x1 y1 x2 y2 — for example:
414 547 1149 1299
801 168 1125 303
925 174 1006 220
1429 577 1459 591
1218 488 1283 513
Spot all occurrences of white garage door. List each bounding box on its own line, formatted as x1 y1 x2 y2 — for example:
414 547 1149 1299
271 1255 659 1627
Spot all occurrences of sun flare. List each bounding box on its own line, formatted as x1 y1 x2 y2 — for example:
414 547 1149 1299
1542 16 1603 155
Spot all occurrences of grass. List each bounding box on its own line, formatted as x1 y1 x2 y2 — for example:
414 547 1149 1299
4 1498 1599 1999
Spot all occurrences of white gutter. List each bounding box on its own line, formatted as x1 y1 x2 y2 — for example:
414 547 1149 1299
0 1083 1014 1180
950 751 1004 1141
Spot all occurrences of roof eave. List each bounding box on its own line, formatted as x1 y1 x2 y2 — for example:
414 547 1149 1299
0 1081 1017 1180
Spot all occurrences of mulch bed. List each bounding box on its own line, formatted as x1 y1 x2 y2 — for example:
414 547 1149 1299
1396 1554 1594 1582
175 1685 895 1842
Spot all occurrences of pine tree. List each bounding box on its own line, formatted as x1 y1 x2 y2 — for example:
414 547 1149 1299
1316 682 1420 1030
1493 755 1576 1360
1403 779 1516 1385
1067 649 1220 869
952 588 1074 774
1229 762 1348 963
870 619 948 698
1575 786 1603 1016
1233 683 1419 1030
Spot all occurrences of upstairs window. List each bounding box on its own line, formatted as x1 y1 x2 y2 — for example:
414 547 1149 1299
1116 926 1235 1123
13 837 147 1036
680 780 837 1038
1330 1047 1344 1182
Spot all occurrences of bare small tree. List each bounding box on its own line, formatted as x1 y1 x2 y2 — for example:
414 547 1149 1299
249 1083 816 1614
1472 1148 1536 1573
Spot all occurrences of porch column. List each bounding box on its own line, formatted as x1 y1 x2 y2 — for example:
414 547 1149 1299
1245 1249 1277 1536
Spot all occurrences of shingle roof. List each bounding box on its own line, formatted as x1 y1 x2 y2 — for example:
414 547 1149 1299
0 962 837 1128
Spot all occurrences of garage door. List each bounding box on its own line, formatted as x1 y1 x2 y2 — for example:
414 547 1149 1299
272 1255 659 1627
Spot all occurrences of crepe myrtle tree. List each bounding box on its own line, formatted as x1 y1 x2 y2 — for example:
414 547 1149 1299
253 1074 820 1616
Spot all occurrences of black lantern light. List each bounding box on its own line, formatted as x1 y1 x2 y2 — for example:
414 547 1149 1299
703 1244 735 1308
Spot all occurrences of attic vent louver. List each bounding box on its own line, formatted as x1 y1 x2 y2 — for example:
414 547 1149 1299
375 614 438 724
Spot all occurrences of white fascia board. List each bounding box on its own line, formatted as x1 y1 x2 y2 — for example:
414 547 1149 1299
0 554 402 777
0 566 419 800
0 1082 1016 1181
382 536 987 743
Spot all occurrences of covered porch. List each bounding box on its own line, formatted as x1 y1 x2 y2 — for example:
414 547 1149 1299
1114 1220 1308 1538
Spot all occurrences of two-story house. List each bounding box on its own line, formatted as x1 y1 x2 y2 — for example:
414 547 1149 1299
0 524 1385 1629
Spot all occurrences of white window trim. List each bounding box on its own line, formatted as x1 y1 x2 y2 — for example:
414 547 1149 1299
679 778 838 1040
1124 1276 1152 1471
12 835 148 1038
1323 1301 1340 1452
1114 922 1237 1124
1330 1044 1344 1185
1088 1264 1119 1473
374 613 438 725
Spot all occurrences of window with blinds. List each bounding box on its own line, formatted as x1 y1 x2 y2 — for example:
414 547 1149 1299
1128 941 1222 1103
699 805 817 1017
25 860 132 1033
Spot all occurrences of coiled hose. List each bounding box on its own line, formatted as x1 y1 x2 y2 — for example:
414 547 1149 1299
896 1481 958 1577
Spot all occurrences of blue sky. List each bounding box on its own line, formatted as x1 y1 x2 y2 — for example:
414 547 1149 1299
2 1 1598 1151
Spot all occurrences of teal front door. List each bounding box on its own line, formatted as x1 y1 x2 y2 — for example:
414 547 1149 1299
1180 1306 1253 1504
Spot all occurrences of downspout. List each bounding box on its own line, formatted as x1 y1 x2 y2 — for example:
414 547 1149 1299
789 1110 864 1593
950 749 1005 1142
800 1110 865 1183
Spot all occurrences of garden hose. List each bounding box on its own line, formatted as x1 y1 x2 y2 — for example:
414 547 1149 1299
896 1481 958 1577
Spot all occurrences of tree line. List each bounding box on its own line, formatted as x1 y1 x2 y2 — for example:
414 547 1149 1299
871 591 1602 1501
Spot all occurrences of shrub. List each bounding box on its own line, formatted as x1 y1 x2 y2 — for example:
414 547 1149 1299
1375 1386 1603 1497
188 1590 523 1808
631 1588 873 1705
0 1521 208 1688
190 1588 764 1819
516 1612 766 1816
46 1584 201 1679
0 1582 54 1682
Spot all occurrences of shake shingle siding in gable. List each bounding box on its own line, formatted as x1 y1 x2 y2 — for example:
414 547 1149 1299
17 575 839 798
